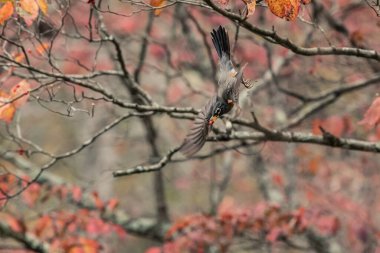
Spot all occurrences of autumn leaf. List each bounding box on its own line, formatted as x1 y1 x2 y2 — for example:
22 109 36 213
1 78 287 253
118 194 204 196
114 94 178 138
265 0 300 21
71 186 82 202
36 0 48 14
10 80 31 108
106 198 119 212
68 238 101 253
0 213 26 233
92 191 104 210
17 0 39 26
359 97 380 129
34 215 52 237
0 91 16 123
242 0 256 16
145 247 162 253
150 0 166 16
0 81 30 123
0 1 13 25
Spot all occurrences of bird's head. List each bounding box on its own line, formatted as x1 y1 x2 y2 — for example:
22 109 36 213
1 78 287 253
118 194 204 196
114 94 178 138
208 99 233 126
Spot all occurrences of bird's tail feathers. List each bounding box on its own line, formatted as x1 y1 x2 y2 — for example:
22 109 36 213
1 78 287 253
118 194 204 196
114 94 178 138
211 26 230 60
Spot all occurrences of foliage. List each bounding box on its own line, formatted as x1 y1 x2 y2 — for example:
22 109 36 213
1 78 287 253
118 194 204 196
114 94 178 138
0 0 379 252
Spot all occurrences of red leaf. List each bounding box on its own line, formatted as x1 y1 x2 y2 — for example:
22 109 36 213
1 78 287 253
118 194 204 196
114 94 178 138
312 116 346 137
34 215 52 237
92 192 104 210
145 247 162 253
68 238 101 253
0 2 14 25
106 198 119 212
359 97 380 129
71 186 82 202
4 214 25 233
266 227 282 242
10 80 31 109
315 215 340 235
22 183 41 207
271 172 284 187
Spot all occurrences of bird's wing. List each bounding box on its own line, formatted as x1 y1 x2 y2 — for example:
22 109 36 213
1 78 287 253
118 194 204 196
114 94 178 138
180 96 216 157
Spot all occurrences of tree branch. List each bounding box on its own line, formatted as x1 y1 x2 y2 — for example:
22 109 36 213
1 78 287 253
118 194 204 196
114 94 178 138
0 222 49 253
203 0 380 61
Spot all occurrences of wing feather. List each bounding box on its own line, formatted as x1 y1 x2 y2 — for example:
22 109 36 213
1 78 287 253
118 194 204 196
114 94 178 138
180 96 217 157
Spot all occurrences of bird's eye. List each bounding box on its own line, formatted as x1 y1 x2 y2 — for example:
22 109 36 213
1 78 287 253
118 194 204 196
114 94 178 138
215 108 221 115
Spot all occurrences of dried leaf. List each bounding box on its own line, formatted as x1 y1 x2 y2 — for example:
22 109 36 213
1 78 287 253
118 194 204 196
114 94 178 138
150 0 166 16
0 91 15 123
35 42 49 55
92 191 104 210
34 215 52 237
4 214 26 233
71 186 82 202
266 227 282 242
10 80 31 108
265 0 300 21
18 0 39 26
106 198 119 212
36 0 47 14
0 1 13 25
242 0 256 16
145 247 162 253
359 97 380 129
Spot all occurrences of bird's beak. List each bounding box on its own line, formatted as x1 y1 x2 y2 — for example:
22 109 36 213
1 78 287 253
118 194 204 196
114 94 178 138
208 115 219 126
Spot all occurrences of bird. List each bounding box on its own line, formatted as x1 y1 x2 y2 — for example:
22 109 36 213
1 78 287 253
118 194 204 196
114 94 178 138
180 25 246 157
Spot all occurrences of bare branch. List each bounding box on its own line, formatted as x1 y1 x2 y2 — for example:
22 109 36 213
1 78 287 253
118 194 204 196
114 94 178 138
203 0 380 61
113 146 182 177
0 222 49 253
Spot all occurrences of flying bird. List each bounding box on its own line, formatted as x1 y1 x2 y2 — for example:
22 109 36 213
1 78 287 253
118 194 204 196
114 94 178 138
180 26 246 157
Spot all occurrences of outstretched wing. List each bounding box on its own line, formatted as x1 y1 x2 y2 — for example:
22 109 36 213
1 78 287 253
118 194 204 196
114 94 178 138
180 96 216 157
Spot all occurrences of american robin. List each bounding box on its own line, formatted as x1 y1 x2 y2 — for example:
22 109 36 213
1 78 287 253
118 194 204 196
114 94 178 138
180 26 246 157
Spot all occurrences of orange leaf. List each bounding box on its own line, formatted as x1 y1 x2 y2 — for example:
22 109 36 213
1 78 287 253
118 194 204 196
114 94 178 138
359 97 380 129
10 80 30 108
106 198 119 212
34 215 52 237
0 213 25 233
0 91 15 123
14 52 25 63
36 0 47 14
150 0 166 16
0 2 13 25
68 238 101 253
242 0 256 16
92 192 104 210
18 0 39 26
265 0 300 21
35 42 49 55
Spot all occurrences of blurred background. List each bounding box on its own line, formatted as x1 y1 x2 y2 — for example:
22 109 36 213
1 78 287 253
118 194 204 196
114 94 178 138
1 0 380 252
